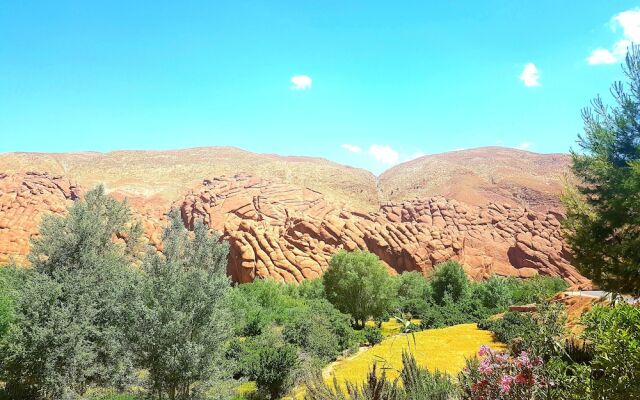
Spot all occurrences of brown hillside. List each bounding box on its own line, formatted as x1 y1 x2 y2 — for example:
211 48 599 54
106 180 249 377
0 147 379 212
379 147 571 213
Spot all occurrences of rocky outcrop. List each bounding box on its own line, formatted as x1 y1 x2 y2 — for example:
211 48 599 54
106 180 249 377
0 172 81 264
0 171 589 288
176 175 589 288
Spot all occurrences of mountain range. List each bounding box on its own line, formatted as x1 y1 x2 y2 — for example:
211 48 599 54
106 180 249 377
0 146 588 288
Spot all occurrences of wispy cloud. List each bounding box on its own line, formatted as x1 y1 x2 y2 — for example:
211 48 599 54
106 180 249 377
588 9 640 65
519 63 540 87
341 144 362 153
517 141 533 150
369 144 399 165
291 75 312 90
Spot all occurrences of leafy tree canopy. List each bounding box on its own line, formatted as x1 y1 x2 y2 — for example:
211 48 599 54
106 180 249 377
563 46 640 295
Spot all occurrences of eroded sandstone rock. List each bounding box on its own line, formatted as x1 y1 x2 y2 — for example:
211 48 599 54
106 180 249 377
0 172 81 264
176 176 590 288
0 173 590 288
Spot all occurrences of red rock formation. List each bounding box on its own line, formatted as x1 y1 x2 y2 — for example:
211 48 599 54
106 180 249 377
0 172 590 288
176 176 590 288
0 172 81 264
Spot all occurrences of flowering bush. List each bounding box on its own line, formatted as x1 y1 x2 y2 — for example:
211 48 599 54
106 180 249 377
459 345 547 400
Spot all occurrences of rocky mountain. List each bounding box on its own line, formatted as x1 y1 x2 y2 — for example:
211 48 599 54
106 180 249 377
0 147 589 288
379 147 571 213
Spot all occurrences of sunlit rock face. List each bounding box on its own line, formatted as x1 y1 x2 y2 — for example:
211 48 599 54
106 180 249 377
175 175 589 288
0 172 81 265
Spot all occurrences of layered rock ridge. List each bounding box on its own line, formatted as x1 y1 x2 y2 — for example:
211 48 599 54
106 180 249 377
176 175 589 287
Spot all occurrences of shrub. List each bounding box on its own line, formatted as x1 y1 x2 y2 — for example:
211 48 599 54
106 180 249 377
242 334 299 399
505 276 568 305
459 346 547 400
430 261 469 305
363 326 383 346
282 299 355 362
473 276 512 310
323 251 396 329
581 303 640 399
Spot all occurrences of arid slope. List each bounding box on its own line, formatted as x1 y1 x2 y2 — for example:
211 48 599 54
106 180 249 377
379 147 571 213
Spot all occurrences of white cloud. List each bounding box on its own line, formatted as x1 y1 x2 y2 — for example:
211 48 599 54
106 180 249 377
587 49 617 64
519 63 540 87
588 9 640 65
517 141 532 150
291 75 312 90
369 144 399 165
341 144 362 153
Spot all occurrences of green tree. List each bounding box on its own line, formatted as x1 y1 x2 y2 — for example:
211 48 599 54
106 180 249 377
323 251 396 329
242 333 299 399
1 187 142 400
135 209 232 400
429 261 468 305
563 46 640 296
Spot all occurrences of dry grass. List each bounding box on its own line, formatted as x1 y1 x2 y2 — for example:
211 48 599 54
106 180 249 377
323 323 506 390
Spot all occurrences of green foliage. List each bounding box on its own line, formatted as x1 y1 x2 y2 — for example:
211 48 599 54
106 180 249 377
135 209 232 400
562 45 640 296
304 351 457 400
229 279 306 337
323 251 396 328
478 311 537 345
241 332 299 399
472 276 512 310
297 278 325 300
0 267 21 345
504 276 568 305
0 187 142 400
393 271 431 317
282 299 357 362
363 326 383 346
581 303 640 399
429 261 468 305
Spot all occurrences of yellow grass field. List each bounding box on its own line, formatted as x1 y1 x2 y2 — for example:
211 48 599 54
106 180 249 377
324 323 506 390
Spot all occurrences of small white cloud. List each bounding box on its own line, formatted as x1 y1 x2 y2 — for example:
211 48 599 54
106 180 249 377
291 75 312 90
341 144 362 153
369 144 399 165
519 63 540 87
587 48 618 64
405 151 425 161
588 9 640 65
517 141 532 150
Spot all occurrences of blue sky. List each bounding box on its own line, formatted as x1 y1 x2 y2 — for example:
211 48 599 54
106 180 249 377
1 1 639 174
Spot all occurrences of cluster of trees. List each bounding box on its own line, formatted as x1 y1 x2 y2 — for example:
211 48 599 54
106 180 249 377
0 189 233 400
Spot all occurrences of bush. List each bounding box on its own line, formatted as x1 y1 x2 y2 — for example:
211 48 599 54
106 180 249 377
581 303 640 399
473 276 512 310
363 326 383 346
505 276 568 305
459 346 547 399
430 261 469 305
242 333 299 399
283 299 356 362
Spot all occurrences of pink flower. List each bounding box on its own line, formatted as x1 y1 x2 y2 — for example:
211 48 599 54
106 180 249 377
478 358 493 374
478 345 490 357
499 375 514 393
